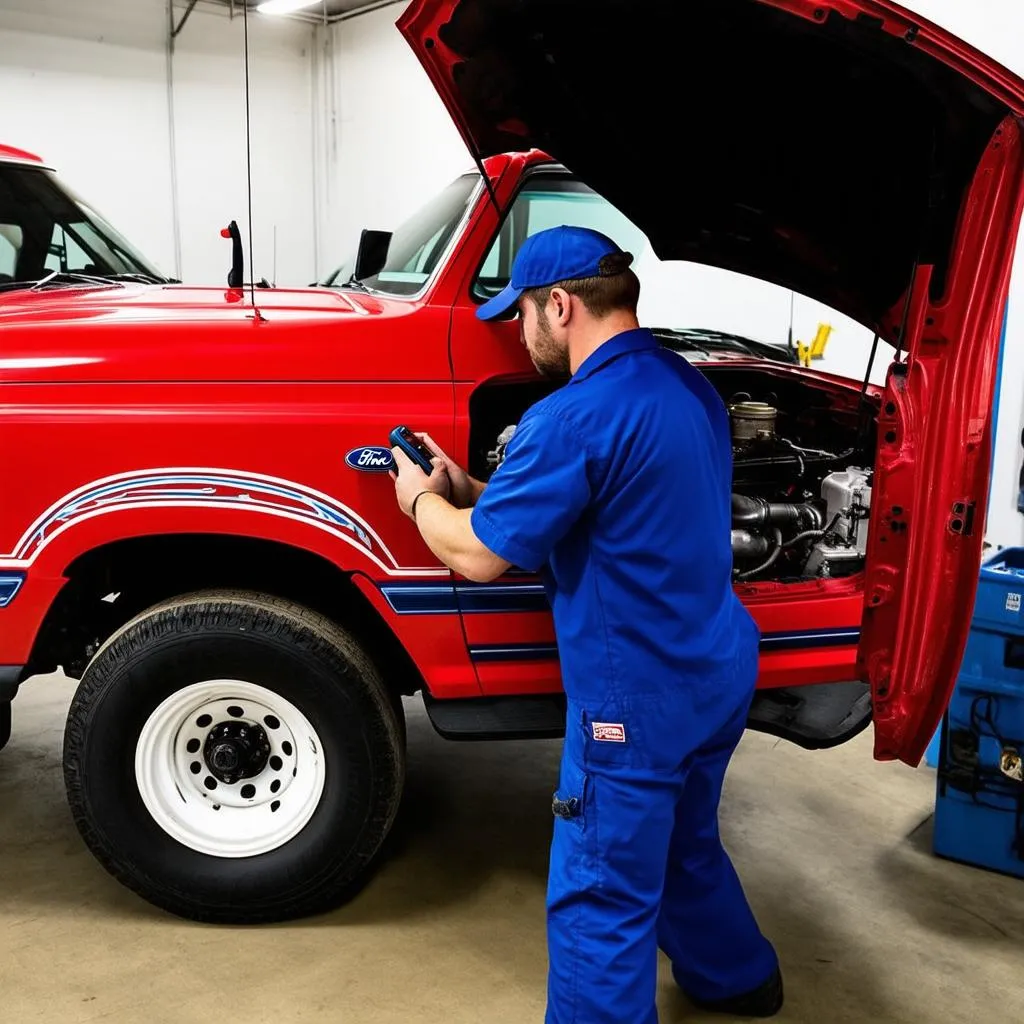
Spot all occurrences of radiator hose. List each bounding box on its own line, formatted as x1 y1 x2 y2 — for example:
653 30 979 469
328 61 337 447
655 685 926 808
731 494 823 532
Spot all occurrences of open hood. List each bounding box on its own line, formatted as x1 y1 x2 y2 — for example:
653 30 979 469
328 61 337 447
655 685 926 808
403 0 1024 767
399 0 1023 334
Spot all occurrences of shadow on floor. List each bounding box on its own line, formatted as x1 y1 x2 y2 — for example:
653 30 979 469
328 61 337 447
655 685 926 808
306 699 561 927
873 812 1024 946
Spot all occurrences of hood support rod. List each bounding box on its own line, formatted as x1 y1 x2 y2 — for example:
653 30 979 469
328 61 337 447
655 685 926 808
467 146 502 217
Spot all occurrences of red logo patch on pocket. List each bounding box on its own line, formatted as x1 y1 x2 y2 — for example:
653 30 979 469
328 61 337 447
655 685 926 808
592 722 626 743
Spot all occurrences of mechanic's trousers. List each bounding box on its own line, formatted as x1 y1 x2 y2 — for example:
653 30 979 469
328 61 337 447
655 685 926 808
545 677 777 1024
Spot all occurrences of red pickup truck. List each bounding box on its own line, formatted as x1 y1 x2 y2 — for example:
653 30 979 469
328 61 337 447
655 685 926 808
1 0 1023 923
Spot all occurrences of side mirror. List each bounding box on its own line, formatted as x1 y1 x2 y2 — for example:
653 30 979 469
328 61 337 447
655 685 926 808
354 229 392 282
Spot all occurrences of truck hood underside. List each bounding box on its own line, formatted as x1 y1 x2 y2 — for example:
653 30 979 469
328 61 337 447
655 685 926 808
400 0 1016 331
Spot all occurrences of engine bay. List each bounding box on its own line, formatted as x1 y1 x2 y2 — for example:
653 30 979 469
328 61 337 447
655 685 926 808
469 363 878 584
726 400 872 581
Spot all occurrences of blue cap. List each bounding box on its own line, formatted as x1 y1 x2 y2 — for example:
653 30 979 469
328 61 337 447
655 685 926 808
476 225 634 321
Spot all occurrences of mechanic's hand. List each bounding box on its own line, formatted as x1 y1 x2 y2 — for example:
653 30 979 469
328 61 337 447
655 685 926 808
391 446 450 520
415 433 476 509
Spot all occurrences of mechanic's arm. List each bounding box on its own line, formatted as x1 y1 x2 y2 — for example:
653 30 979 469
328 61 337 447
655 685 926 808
390 449 509 582
396 412 591 583
415 493 510 582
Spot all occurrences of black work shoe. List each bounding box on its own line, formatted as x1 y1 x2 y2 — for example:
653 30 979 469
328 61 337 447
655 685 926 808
687 967 784 1018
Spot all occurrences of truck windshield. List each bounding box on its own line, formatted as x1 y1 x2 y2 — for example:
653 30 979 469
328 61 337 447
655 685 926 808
0 164 168 289
326 173 479 297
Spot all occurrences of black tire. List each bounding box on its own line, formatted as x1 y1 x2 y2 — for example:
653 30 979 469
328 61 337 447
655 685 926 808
0 700 10 752
62 590 405 923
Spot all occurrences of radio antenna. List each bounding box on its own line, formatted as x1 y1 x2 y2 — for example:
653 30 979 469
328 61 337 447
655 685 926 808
242 0 258 311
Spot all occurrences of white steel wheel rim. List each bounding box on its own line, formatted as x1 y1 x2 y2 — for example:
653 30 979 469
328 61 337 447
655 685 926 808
135 679 326 858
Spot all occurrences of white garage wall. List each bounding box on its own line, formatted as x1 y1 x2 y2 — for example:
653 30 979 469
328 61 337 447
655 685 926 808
325 0 1024 546
0 0 316 285
171 8 316 286
310 1 469 280
0 0 175 272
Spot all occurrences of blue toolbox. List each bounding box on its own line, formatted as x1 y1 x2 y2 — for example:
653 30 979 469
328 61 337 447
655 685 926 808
934 548 1024 879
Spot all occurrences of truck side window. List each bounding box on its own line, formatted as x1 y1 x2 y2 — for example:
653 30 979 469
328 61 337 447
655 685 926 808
0 224 21 279
474 175 646 301
356 173 479 296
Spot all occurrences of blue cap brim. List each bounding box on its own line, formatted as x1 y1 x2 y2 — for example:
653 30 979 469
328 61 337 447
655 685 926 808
476 282 523 321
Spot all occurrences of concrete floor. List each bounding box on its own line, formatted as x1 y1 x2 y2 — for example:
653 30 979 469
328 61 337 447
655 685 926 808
1 675 1022 1024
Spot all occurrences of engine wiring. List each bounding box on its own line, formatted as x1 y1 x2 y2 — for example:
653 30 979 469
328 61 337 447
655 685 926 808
734 529 783 581
782 512 843 550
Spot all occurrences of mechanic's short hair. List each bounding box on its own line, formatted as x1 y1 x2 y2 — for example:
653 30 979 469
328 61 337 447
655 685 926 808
526 254 640 318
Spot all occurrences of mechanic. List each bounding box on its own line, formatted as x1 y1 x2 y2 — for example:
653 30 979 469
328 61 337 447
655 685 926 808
390 225 782 1023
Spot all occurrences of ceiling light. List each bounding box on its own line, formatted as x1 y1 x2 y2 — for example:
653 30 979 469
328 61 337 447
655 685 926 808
256 0 322 15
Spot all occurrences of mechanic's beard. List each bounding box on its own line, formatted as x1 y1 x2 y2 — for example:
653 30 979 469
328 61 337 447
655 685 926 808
525 310 570 378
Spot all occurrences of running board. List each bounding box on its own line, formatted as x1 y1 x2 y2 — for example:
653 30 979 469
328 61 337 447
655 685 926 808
746 680 872 750
424 680 872 750
422 692 567 741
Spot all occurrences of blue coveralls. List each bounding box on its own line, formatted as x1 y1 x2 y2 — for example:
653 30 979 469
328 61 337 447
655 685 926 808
471 328 778 1023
